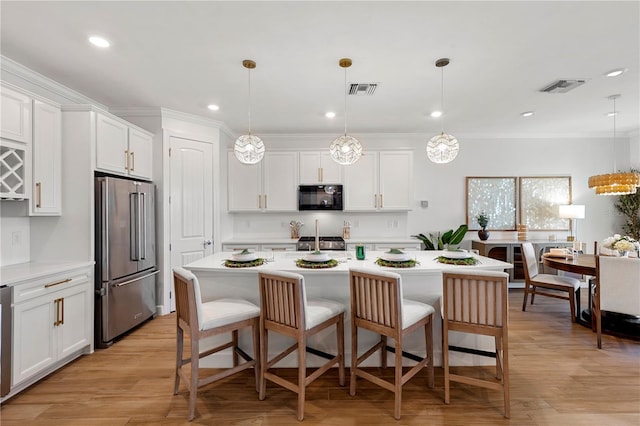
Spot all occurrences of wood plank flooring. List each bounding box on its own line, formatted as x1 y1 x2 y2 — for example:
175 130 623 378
2 290 639 425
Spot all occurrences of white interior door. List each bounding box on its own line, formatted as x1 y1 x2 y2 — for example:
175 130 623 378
170 136 213 310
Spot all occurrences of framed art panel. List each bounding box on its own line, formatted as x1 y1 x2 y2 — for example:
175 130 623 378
466 177 517 230
519 176 571 230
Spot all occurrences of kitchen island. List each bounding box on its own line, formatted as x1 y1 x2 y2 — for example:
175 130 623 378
185 250 512 367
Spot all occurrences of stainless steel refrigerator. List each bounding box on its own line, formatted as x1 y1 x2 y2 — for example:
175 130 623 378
95 175 158 348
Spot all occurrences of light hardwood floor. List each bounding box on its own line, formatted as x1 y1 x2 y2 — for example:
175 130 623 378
2 290 639 425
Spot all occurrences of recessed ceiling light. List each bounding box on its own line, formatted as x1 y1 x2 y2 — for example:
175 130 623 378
89 36 110 48
207 104 220 111
521 111 535 117
430 111 442 118
605 68 627 77
325 111 336 118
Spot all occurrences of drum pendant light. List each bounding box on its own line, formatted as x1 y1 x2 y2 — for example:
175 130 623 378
427 58 459 164
588 94 640 195
329 58 363 165
234 59 265 164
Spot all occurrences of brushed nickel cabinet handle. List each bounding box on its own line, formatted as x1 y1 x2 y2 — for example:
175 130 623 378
130 151 135 171
36 182 42 208
44 278 72 289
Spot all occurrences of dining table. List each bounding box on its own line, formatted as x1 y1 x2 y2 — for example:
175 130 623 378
542 252 596 327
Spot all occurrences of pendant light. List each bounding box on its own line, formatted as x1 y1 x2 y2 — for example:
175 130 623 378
234 59 265 164
588 94 640 195
427 58 459 164
329 58 363 165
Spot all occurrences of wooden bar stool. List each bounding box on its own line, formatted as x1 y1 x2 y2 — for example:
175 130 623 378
258 270 345 421
173 267 260 421
442 270 510 418
349 267 435 420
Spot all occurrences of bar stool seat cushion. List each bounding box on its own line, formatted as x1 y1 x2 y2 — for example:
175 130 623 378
306 298 346 330
402 299 435 329
201 298 261 331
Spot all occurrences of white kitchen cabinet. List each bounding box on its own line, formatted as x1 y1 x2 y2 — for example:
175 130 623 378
262 243 297 251
227 151 298 212
1 85 32 143
222 243 261 251
12 267 92 387
343 151 413 212
30 99 62 215
299 151 342 184
96 113 153 180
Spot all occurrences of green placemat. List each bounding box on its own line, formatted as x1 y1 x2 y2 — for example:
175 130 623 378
436 256 479 266
295 259 339 269
224 258 265 268
375 258 419 268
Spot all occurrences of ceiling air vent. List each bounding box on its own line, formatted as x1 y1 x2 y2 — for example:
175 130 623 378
539 79 586 93
348 83 378 96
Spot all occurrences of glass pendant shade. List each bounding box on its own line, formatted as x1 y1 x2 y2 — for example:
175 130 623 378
426 132 459 164
234 134 265 165
428 58 459 164
330 135 363 165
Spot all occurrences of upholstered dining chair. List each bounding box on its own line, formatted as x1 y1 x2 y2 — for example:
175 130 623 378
172 267 260 421
258 270 345 421
442 270 510 418
349 267 435 420
594 255 640 348
521 242 581 322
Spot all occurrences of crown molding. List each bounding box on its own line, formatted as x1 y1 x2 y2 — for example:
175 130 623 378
110 107 236 136
1 55 107 108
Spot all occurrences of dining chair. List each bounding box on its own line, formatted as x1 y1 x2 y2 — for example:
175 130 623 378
349 267 434 420
442 270 510 418
594 255 640 348
258 270 345 421
521 242 581 322
172 267 261 421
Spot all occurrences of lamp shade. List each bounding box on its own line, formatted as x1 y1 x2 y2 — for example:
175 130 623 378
558 204 585 219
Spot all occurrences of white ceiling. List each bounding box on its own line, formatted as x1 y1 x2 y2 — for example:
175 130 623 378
1 1 638 138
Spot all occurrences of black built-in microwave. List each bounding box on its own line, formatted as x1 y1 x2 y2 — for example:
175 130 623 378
298 185 343 211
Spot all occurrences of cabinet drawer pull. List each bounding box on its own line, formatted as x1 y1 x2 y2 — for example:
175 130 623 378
36 182 42 208
44 278 72 288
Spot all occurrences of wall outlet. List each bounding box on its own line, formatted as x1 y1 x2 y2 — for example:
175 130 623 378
12 231 21 246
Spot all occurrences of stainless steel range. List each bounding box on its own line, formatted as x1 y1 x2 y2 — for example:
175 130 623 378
297 236 346 251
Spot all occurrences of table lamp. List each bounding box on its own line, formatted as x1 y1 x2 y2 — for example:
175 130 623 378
559 204 585 242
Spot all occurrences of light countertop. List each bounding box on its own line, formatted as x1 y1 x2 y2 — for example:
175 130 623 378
0 261 94 286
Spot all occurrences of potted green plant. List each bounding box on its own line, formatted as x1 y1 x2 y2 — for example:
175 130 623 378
412 224 468 250
476 212 490 241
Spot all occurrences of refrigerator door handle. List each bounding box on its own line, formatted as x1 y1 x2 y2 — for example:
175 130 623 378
140 192 146 260
112 270 159 287
101 180 109 282
130 192 140 261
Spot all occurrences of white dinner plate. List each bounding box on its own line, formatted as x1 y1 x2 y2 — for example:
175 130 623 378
231 252 258 262
303 252 331 262
380 253 411 262
441 250 473 259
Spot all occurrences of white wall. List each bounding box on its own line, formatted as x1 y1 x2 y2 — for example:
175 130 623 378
221 133 631 252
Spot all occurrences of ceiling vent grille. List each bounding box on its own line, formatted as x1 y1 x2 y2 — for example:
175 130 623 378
348 83 378 96
539 79 586 93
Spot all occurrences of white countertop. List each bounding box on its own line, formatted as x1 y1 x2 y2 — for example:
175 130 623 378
186 250 512 275
222 237 420 245
0 261 94 286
